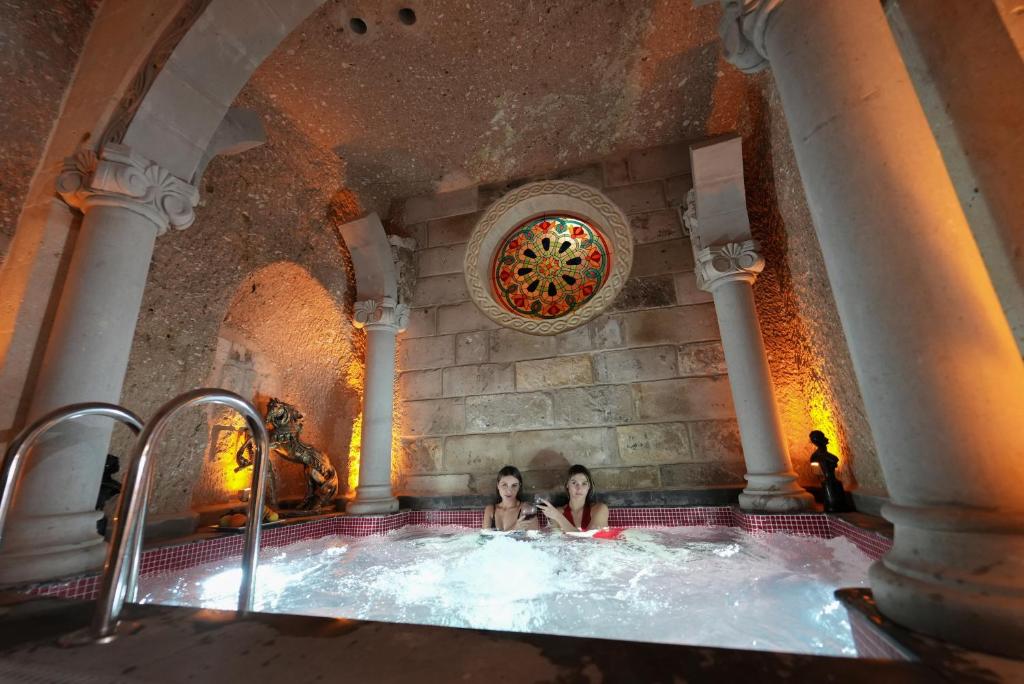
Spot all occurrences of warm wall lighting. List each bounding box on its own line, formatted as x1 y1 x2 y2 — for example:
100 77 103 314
347 413 362 496
391 343 407 488
806 382 841 465
214 411 258 496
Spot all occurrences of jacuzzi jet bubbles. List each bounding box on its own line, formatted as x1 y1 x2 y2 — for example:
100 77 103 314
139 526 873 658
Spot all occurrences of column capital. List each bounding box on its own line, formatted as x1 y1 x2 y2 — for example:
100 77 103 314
353 297 409 332
696 240 765 292
718 0 785 74
56 143 199 235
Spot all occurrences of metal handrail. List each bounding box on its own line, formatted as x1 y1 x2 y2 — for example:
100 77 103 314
91 389 270 640
0 403 145 546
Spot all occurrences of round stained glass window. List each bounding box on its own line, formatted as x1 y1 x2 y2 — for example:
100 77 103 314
492 216 611 319
464 180 633 336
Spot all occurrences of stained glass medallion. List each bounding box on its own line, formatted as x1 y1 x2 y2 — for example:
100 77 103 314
492 215 611 319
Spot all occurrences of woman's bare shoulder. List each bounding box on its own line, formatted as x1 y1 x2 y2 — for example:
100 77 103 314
483 504 495 514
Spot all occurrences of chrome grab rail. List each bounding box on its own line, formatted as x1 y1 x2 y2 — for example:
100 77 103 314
0 403 145 546
92 389 269 640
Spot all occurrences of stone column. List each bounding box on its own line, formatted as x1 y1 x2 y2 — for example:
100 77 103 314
696 241 814 512
0 144 197 583
719 0 1024 656
348 297 407 515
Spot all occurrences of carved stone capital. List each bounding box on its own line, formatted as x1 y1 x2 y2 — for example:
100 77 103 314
56 143 199 235
718 0 785 74
353 297 409 332
681 188 698 237
696 240 765 292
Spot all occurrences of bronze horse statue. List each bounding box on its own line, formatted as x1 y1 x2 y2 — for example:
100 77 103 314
236 398 338 512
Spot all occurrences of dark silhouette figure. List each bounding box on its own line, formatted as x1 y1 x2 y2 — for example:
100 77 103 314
809 431 850 512
96 454 122 535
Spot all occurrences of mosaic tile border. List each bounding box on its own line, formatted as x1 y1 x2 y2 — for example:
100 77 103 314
22 507 892 602
826 516 893 559
847 608 913 661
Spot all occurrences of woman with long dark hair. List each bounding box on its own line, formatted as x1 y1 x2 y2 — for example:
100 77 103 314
536 464 609 532
481 465 539 531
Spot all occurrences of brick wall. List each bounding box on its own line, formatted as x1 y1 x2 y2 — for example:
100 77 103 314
394 142 747 497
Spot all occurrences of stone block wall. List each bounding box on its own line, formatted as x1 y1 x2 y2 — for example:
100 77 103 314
395 144 748 498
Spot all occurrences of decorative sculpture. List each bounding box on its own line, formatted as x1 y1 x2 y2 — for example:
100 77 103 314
236 398 339 513
808 430 850 513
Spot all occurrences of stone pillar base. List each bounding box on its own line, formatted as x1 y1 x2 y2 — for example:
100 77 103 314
739 472 816 512
870 503 1024 658
738 489 816 512
346 496 400 516
0 510 107 583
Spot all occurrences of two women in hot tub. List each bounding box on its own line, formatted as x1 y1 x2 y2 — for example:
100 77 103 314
482 464 609 532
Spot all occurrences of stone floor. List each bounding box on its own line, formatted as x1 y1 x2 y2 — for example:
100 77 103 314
0 593 947 684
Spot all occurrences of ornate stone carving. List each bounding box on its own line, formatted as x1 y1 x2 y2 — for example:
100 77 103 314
464 180 634 335
681 188 698 237
99 0 212 147
388 234 418 309
353 297 410 332
57 143 199 234
718 0 784 74
696 240 765 292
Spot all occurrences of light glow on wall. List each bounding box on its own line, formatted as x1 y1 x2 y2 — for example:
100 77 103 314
347 413 362 495
213 410 258 498
774 360 846 484
806 381 841 466
391 342 407 489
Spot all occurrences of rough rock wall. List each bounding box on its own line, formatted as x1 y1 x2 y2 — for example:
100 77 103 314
741 75 886 496
249 0 726 212
115 89 362 516
0 0 96 258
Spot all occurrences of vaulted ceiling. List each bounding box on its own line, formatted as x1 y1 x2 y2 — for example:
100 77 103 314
240 0 748 213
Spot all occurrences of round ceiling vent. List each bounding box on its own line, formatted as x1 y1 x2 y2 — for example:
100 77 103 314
464 181 633 335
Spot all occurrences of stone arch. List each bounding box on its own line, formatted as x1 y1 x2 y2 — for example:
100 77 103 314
191 261 360 509
117 0 326 182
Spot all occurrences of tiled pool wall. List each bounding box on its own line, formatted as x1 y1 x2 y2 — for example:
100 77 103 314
22 507 892 602
847 608 915 660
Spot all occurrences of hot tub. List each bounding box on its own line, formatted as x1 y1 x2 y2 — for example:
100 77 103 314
122 509 888 659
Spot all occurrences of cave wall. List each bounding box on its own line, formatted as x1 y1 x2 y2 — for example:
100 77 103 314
115 88 363 517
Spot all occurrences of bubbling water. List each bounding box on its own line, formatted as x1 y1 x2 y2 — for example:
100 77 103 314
138 526 873 657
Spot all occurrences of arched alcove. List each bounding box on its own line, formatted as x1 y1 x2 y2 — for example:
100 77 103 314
191 261 360 509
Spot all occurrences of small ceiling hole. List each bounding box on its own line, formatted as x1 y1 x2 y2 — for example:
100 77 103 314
349 17 368 34
398 8 416 25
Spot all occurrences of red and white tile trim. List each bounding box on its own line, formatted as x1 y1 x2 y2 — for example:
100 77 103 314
20 507 891 602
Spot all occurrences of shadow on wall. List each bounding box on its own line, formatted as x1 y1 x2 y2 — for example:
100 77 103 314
190 261 361 509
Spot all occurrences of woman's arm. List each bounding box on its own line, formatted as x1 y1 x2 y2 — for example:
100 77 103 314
481 505 494 530
536 499 577 531
589 503 610 529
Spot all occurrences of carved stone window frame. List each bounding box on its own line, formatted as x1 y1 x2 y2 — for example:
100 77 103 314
464 181 634 335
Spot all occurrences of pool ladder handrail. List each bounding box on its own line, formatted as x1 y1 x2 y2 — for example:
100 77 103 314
0 402 145 542
0 403 154 625
92 388 270 640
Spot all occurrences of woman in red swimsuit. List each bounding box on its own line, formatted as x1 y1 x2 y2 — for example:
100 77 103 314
537 464 609 532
